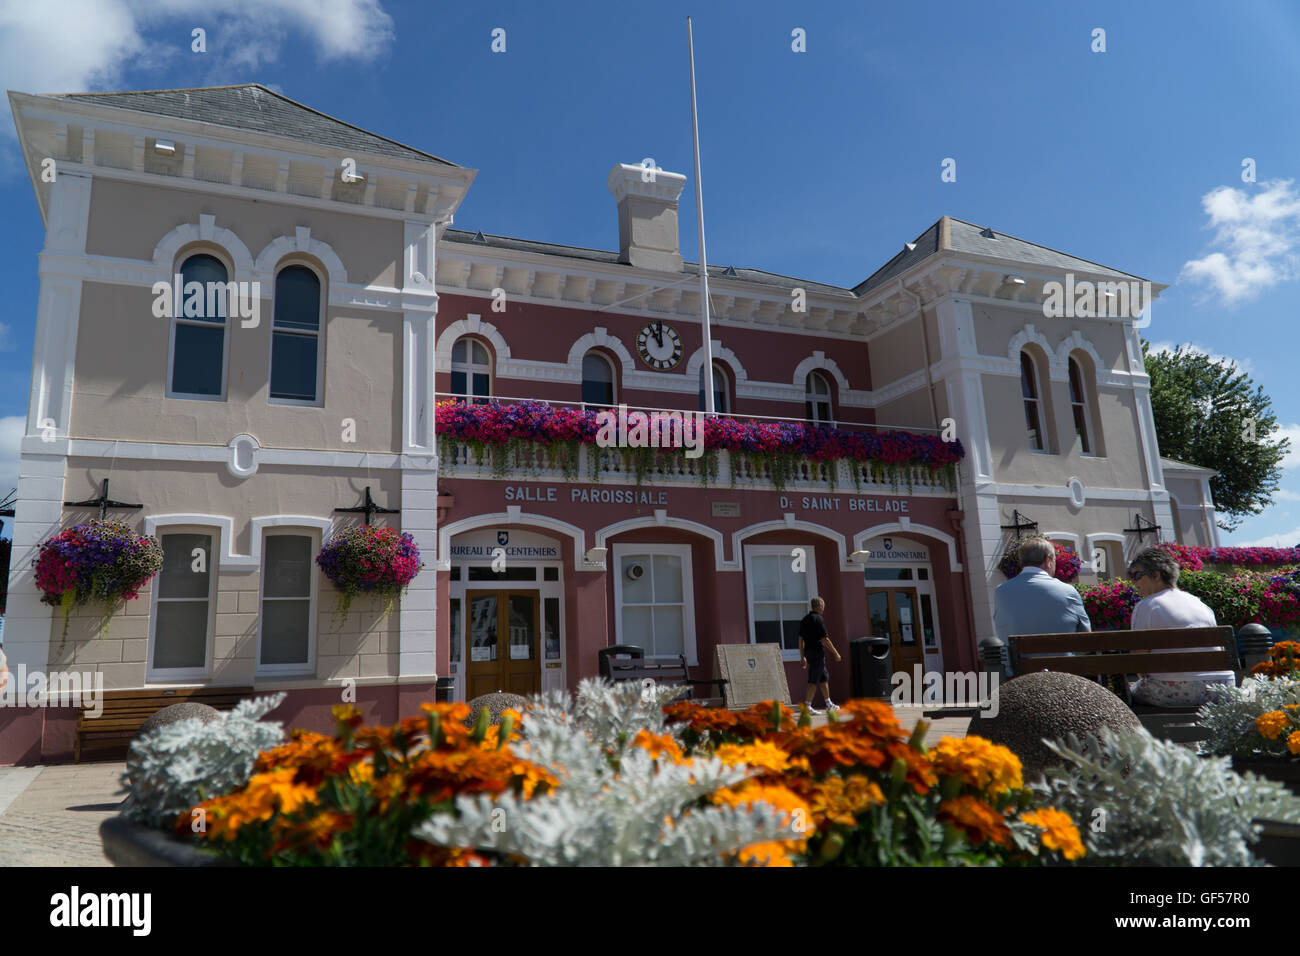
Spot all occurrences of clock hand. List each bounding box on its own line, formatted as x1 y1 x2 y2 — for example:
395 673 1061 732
654 323 664 348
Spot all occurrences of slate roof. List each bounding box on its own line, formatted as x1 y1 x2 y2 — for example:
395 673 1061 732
442 229 854 296
53 84 457 166
854 216 1147 295
1161 457 1218 477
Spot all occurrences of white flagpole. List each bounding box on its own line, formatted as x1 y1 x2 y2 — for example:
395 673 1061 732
687 16 716 416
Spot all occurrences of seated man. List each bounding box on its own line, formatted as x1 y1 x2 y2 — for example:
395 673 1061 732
1126 547 1235 707
994 536 1092 674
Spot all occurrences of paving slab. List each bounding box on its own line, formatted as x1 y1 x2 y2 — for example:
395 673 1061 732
0 762 123 867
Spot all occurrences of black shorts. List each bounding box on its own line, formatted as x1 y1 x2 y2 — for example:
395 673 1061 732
806 656 830 684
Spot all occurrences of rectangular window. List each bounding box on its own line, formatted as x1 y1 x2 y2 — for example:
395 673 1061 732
613 544 696 662
151 531 215 674
544 596 561 660
259 533 315 672
745 546 816 659
449 597 462 665
270 265 322 403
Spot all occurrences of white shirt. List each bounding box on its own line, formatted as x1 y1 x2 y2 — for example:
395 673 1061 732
1130 587 1235 683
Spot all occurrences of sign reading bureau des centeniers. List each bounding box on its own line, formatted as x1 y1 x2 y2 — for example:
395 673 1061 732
449 529 561 561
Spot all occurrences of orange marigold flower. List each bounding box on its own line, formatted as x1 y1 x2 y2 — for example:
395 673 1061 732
1256 710 1291 740
712 781 813 864
806 774 884 827
633 729 688 764
713 740 790 773
332 703 364 729
1021 807 1086 861
1289 731 1300 756
938 795 1010 847
931 736 1023 796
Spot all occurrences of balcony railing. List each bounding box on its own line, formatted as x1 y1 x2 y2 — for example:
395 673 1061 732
434 395 961 495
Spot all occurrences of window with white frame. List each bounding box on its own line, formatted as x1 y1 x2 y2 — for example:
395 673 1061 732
1020 351 1046 451
745 545 816 658
1068 357 1093 455
150 530 216 676
258 532 316 672
169 253 229 398
450 336 492 404
582 351 616 407
613 544 696 662
804 371 833 425
698 361 730 413
270 264 323 403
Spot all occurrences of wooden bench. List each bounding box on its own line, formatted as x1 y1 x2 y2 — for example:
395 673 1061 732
1009 627 1237 743
76 686 255 763
606 654 729 708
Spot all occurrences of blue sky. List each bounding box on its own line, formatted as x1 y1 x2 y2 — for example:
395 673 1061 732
1 0 1299 544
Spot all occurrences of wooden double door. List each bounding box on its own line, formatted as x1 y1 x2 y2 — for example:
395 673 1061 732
465 590 541 699
866 586 925 673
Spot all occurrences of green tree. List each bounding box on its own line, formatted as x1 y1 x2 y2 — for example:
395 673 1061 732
1142 341 1288 531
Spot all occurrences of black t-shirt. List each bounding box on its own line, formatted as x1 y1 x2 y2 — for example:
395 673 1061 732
798 612 828 656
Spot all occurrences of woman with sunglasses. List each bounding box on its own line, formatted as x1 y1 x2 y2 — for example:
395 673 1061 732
1126 547 1235 706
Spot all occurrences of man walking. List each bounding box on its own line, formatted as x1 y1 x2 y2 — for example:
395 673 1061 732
993 536 1091 674
799 596 842 714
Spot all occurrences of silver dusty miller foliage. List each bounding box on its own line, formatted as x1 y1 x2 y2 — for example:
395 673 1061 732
1035 728 1300 867
1196 676 1300 758
418 679 800 866
119 693 287 829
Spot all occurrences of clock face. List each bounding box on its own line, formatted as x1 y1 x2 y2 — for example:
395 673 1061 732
636 321 683 370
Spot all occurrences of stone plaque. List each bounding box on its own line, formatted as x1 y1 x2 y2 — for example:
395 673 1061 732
716 643 791 710
711 501 740 518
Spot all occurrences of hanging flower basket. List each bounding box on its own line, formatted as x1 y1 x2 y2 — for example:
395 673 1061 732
315 525 423 619
999 540 1081 584
33 519 163 638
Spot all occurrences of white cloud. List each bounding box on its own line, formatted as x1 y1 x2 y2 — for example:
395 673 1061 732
1272 488 1300 501
0 416 22 502
1273 423 1300 470
1179 179 1300 306
0 0 395 140
1235 525 1300 548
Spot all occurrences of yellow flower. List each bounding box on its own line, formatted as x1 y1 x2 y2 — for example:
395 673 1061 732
1021 807 1086 861
1256 711 1291 740
712 781 813 864
807 774 884 827
632 729 688 764
714 740 791 773
931 736 1023 795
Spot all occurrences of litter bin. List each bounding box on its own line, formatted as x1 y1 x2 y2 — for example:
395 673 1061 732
850 636 893 699
1237 623 1274 673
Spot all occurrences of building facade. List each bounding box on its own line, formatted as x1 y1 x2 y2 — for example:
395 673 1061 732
1 85 1218 763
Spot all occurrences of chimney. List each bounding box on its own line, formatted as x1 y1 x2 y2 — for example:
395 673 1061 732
607 163 687 272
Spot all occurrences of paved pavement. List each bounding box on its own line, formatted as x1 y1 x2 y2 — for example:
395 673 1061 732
0 763 122 867
0 705 972 866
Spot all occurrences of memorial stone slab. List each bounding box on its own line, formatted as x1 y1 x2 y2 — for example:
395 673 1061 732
716 643 791 709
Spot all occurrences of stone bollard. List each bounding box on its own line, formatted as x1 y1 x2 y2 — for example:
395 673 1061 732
1236 623 1274 676
978 635 1009 678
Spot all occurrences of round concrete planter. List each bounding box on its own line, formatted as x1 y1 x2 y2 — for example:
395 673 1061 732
1232 757 1300 797
99 815 235 867
1230 759 1300 866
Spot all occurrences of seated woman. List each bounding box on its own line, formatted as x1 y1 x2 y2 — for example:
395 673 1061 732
1126 547 1235 707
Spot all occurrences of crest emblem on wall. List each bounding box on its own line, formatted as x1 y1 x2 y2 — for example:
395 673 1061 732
497 531 509 546
883 537 893 551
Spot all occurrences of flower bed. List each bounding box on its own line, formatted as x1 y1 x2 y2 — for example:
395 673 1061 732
1076 566 1300 632
1160 542 1300 571
999 540 1081 583
315 525 422 618
33 519 162 636
434 400 964 492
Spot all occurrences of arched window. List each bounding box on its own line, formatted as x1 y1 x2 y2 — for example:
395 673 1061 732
582 351 616 407
1020 351 1046 451
451 336 492 404
805 371 833 425
168 253 229 398
1068 357 1093 455
698 361 730 413
270 264 323 403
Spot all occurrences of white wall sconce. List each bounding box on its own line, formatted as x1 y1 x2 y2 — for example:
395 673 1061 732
849 550 872 565
153 139 177 156
584 547 608 567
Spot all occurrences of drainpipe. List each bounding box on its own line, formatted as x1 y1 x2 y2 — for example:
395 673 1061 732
948 508 980 671
897 279 939 430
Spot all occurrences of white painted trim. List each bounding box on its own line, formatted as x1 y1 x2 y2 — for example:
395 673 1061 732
1083 533 1129 574
438 512 586 572
732 519 854 572
684 342 748 384
253 226 348 286
151 215 255 278
742 543 819 662
266 258 327 406
145 522 220 684
595 515 735 570
567 328 636 380
610 543 699 665
254 526 321 678
793 351 851 392
435 313 511 372
852 523 964 573
227 434 260 478
986 481 1167 502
